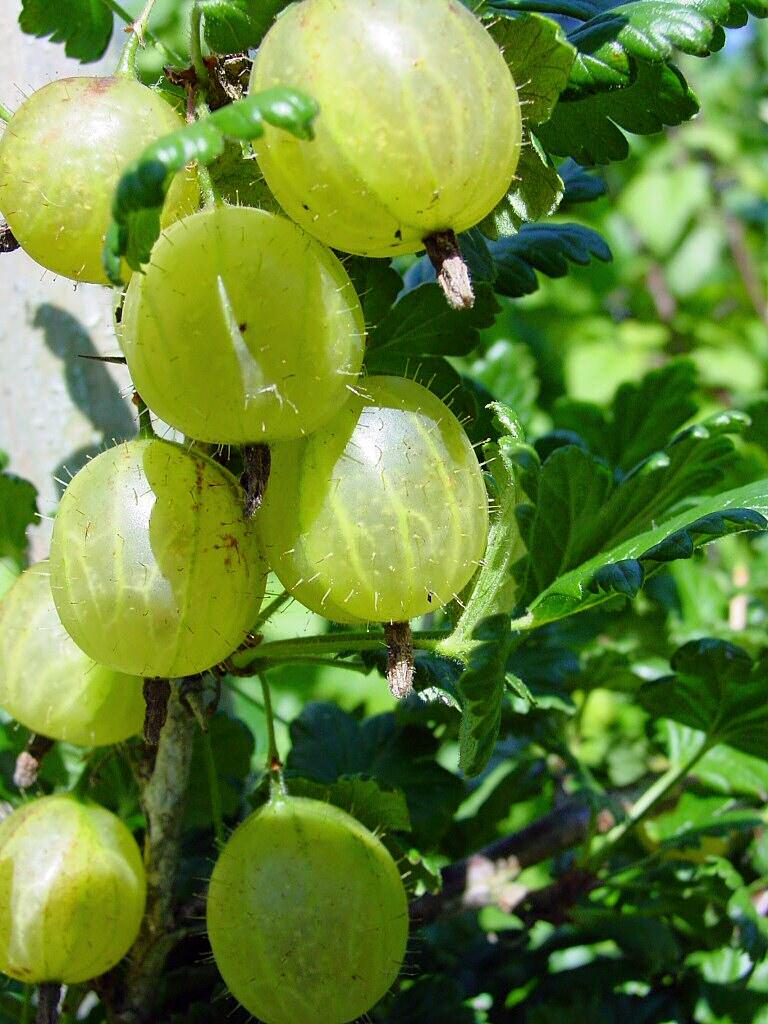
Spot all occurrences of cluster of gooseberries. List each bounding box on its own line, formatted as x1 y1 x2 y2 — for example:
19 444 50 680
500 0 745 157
0 0 520 1020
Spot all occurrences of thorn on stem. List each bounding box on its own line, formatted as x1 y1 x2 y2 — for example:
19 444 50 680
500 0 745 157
243 444 271 517
14 735 54 790
143 678 171 748
385 621 415 700
424 230 475 310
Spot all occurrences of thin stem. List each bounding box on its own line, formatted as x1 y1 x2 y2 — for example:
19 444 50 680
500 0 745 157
587 738 711 869
201 728 225 848
115 0 159 76
223 679 291 726
0 102 12 124
21 986 32 1024
133 393 155 439
101 0 185 66
231 629 446 671
252 589 291 633
259 675 286 799
265 655 372 674
190 4 210 88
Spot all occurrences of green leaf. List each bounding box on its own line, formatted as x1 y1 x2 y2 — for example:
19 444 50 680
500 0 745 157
559 159 608 206
640 640 768 758
553 359 699 472
457 616 512 777
366 283 499 360
19 0 113 62
479 137 565 238
104 87 319 284
643 792 762 849
343 257 403 330
0 456 38 569
200 0 288 52
285 703 463 846
537 61 699 165
567 0 730 92
185 713 254 829
517 401 749 602
491 13 576 125
489 222 612 296
523 478 768 627
286 776 412 835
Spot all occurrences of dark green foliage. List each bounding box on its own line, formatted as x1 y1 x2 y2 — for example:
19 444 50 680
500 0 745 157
19 0 113 62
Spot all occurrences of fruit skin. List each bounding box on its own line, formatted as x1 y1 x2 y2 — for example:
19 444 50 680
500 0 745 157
49 438 266 678
0 76 197 284
0 794 146 984
207 796 408 1024
0 561 144 746
121 206 365 444
259 375 489 623
251 0 521 257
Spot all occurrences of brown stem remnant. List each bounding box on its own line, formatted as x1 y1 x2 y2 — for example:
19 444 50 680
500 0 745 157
120 683 195 1023
142 679 171 748
36 983 62 1024
14 734 54 790
424 229 475 310
243 443 271 517
384 621 415 699
0 221 19 253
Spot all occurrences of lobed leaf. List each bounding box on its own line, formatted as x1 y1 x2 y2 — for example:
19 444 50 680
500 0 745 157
490 222 612 296
524 479 768 627
103 87 318 284
0 453 38 570
641 639 768 758
200 0 289 52
19 0 113 63
537 61 699 165
285 703 464 847
490 13 576 126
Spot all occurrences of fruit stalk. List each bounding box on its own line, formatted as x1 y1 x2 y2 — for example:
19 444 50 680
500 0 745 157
384 621 415 699
424 230 475 310
35 983 61 1024
121 683 195 1022
13 734 54 790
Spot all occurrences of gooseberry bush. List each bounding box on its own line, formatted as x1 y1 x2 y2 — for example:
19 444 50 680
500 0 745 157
1 1 768 1022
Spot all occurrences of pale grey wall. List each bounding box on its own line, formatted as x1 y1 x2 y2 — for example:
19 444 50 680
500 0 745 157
0 3 135 560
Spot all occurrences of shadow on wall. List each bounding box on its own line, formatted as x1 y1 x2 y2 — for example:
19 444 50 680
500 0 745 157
33 303 135 496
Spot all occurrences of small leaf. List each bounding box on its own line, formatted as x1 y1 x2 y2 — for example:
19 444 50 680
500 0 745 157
285 703 463 846
19 0 113 62
640 639 768 758
185 714 254 829
559 159 608 205
490 222 612 296
480 136 565 238
537 61 699 165
343 257 403 330
0 458 38 569
287 776 412 835
457 616 512 777
200 0 288 52
104 87 319 283
366 283 499 359
490 13 576 126
554 359 699 472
